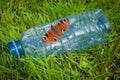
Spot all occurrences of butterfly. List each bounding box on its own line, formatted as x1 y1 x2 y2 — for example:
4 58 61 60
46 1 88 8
42 18 70 43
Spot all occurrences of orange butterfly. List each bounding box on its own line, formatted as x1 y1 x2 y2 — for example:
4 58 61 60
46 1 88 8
42 18 70 43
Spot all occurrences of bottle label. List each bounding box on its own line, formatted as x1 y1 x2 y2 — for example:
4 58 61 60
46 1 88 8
42 18 70 43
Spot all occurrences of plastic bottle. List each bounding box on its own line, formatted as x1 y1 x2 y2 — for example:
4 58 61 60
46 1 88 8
7 8 110 58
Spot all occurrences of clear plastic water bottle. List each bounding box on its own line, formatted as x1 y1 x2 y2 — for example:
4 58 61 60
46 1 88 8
7 8 110 58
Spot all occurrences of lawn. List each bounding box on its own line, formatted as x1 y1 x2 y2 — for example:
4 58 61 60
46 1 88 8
0 0 120 80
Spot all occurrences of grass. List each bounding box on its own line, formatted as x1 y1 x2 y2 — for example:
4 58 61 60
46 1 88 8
0 0 120 80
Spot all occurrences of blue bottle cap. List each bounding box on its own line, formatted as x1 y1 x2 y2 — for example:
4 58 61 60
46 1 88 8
7 40 24 57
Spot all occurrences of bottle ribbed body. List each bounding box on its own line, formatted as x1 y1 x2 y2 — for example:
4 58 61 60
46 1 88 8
19 8 110 57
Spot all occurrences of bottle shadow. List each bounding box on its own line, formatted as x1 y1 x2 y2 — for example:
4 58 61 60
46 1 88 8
0 39 9 55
